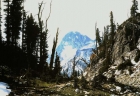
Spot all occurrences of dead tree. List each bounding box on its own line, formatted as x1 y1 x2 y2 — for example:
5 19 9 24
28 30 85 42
37 0 52 73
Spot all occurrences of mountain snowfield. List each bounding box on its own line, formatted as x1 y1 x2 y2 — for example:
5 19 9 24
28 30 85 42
56 31 96 76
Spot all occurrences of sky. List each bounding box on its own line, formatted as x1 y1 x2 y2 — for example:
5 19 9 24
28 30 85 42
1 0 140 52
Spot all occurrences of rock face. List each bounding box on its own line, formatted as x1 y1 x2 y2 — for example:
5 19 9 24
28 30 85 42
83 16 140 89
56 31 96 76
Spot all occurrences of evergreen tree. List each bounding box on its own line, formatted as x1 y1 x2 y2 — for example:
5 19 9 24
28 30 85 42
110 11 115 48
50 29 59 71
0 0 2 44
22 0 27 51
24 14 40 55
10 0 23 46
80 75 87 89
3 0 11 45
22 9 27 52
37 1 51 73
96 28 101 46
42 31 49 72
103 26 109 45
130 0 138 17
54 52 61 77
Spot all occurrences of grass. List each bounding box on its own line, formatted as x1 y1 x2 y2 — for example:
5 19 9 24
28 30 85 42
32 79 55 88
20 78 111 96
60 86 110 96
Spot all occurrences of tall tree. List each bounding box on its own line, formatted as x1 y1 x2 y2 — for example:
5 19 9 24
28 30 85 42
130 0 138 17
22 0 27 51
50 28 59 70
0 0 2 43
110 11 115 48
22 9 27 52
10 0 23 46
42 31 49 72
24 14 40 55
3 0 11 45
37 1 51 73
24 14 40 71
54 52 61 77
96 28 101 46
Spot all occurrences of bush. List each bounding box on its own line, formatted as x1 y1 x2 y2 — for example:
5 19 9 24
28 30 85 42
79 75 87 89
118 60 133 70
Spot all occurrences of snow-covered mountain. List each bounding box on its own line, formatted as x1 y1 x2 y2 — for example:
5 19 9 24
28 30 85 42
56 31 96 76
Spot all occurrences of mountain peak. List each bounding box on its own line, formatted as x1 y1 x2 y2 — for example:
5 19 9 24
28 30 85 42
57 31 95 55
56 31 96 76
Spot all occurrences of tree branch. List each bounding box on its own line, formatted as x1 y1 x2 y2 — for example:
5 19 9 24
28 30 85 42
80 57 89 65
45 0 52 30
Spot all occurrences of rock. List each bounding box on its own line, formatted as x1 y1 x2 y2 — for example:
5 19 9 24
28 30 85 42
115 86 121 92
83 91 90 95
75 88 80 94
65 83 71 87
83 13 140 90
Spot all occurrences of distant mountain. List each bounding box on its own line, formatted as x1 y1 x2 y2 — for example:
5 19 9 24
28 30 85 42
56 31 96 76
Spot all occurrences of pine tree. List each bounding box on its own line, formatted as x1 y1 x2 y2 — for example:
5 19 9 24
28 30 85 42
110 11 115 48
22 10 27 52
42 31 49 72
22 0 27 52
0 0 2 44
80 75 87 89
130 0 138 17
50 29 59 71
37 1 51 73
24 14 39 55
54 52 61 77
3 0 11 45
10 0 23 46
96 28 101 46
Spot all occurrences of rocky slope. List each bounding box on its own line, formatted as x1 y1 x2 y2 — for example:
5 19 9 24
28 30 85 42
83 15 140 94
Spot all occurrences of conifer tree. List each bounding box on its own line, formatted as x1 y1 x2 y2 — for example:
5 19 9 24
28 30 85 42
54 52 61 77
37 1 51 73
0 0 2 44
80 74 87 89
110 11 115 48
22 9 27 52
22 0 27 51
42 31 49 72
96 28 101 46
3 0 11 45
50 28 59 70
10 0 23 46
130 0 138 17
24 14 40 55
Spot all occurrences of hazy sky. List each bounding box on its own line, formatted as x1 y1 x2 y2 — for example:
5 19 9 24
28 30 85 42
2 0 140 51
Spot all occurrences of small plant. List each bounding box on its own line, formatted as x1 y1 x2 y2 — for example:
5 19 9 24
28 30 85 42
118 59 133 70
79 75 87 89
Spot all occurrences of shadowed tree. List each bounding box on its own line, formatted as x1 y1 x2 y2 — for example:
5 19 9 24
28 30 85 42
22 0 27 52
96 28 101 46
50 28 59 71
0 0 2 44
37 1 51 73
24 14 40 56
53 52 61 77
110 11 115 49
22 9 27 52
131 0 138 17
10 0 23 46
3 0 11 45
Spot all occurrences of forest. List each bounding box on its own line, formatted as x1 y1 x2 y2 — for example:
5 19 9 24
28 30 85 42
0 0 140 95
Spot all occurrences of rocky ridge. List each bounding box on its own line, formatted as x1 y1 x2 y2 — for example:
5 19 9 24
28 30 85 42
83 15 140 95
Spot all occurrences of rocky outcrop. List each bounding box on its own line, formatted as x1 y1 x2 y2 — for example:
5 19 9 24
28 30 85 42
83 16 140 91
104 18 140 88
